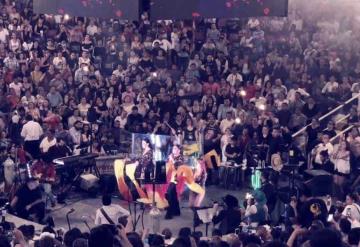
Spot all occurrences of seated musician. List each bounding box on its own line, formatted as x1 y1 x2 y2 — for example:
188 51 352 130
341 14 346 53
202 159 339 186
31 154 57 207
134 138 154 182
47 137 72 160
165 144 183 219
47 137 72 194
10 177 45 223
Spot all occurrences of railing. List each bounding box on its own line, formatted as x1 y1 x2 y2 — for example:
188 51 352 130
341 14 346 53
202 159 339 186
330 125 355 144
292 93 360 138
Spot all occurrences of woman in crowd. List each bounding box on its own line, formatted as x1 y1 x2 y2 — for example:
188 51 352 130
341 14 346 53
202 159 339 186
182 117 198 144
342 193 360 223
332 140 351 199
244 190 269 226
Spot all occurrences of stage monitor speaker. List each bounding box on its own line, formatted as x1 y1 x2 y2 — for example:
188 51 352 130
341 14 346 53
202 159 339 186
305 175 333 197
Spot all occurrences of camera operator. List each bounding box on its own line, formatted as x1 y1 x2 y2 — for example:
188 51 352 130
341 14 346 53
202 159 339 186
10 177 45 223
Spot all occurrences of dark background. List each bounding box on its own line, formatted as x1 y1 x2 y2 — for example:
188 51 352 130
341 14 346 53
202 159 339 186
150 0 288 20
33 0 139 19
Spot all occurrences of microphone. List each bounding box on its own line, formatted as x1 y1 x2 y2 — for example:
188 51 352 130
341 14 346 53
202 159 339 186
66 208 75 230
81 215 91 231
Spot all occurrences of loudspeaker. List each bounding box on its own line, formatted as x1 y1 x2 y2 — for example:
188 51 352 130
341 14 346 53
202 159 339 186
80 174 99 191
305 175 333 197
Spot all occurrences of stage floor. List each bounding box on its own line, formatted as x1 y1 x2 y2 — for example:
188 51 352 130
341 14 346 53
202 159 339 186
49 185 249 235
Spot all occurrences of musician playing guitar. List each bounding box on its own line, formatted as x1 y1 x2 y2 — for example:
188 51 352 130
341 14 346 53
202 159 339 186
30 154 57 207
165 144 183 219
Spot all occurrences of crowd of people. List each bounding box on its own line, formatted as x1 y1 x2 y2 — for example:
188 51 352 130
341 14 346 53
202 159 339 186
0 0 360 245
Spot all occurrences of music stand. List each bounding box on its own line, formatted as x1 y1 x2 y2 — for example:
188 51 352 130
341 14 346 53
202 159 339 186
193 207 216 236
134 161 166 232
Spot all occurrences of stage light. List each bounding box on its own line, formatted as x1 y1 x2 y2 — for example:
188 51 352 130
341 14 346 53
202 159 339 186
235 118 241 124
26 162 32 179
240 90 247 97
152 72 157 77
64 14 70 21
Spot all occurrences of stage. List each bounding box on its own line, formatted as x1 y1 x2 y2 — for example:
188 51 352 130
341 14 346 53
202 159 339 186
48 186 249 234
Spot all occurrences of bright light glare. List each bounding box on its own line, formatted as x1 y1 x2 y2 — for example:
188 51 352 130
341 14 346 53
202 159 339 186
258 104 266 111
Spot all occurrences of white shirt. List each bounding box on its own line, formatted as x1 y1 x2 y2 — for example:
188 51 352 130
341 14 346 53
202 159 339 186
331 145 350 174
78 57 91 66
342 204 360 223
9 82 22 97
220 119 235 134
0 28 9 43
39 137 57 153
248 18 260 29
69 127 81 145
21 120 43 141
21 95 36 105
226 73 243 86
95 204 130 225
287 88 310 102
53 57 66 70
114 116 127 129
322 81 339 94
86 25 98 36
77 103 91 117
152 39 172 52
314 142 334 164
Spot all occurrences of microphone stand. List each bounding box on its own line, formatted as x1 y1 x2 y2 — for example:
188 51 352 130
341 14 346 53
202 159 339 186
81 216 91 231
66 209 75 230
